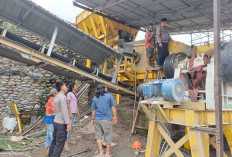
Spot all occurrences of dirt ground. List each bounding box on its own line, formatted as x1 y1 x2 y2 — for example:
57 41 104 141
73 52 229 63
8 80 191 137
1 116 147 157
1 101 231 157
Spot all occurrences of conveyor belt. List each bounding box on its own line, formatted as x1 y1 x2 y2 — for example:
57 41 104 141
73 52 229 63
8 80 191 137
0 29 133 89
0 34 135 96
0 0 121 63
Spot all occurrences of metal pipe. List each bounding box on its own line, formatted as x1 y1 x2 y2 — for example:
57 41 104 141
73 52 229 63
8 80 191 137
47 26 58 56
213 0 224 156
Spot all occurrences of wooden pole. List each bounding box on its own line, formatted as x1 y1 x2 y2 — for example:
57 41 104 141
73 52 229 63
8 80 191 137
213 0 224 156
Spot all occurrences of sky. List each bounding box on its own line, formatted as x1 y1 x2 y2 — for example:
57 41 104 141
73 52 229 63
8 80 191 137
31 0 231 46
31 0 82 23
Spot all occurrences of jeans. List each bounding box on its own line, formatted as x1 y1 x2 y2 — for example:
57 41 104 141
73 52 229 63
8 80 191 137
67 113 77 140
45 124 54 148
48 122 67 157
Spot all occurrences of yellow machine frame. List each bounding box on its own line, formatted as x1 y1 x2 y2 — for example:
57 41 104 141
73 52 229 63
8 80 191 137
140 100 232 157
76 10 138 71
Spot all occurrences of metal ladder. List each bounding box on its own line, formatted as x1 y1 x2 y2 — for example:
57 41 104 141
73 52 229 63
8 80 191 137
144 67 162 83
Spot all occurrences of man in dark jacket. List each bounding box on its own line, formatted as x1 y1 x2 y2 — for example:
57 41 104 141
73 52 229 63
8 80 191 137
156 18 171 67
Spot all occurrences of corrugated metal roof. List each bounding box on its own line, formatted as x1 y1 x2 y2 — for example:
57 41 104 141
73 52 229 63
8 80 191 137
74 0 232 33
0 0 122 63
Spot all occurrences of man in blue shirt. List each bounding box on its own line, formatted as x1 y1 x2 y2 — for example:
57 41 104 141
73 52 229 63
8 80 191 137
91 84 117 157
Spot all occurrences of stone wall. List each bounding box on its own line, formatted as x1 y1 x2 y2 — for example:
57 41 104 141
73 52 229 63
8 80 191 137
0 56 76 123
0 21 89 125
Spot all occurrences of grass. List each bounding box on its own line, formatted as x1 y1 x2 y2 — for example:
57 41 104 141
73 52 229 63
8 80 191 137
0 134 24 150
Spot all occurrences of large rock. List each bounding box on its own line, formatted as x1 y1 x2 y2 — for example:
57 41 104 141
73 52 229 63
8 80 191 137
0 87 7 90
22 87 31 92
34 104 40 109
32 73 43 78
14 100 20 104
8 81 16 86
21 100 29 105
32 84 40 87
1 76 10 79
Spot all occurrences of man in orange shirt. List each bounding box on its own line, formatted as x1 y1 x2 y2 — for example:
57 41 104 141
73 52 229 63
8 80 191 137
145 23 155 69
43 88 58 155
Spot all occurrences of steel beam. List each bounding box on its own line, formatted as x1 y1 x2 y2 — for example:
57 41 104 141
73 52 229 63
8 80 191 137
111 57 123 83
47 26 58 56
139 103 232 126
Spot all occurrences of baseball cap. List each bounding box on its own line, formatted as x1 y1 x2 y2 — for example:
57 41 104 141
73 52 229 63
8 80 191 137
49 88 57 95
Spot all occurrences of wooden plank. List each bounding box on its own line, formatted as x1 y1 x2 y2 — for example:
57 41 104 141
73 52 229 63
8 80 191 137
131 103 141 134
135 125 148 131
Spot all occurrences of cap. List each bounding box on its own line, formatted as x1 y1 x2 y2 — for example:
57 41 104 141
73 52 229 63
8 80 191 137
49 88 57 95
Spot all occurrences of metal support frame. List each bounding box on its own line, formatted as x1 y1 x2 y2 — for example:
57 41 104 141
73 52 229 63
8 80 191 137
47 25 58 56
140 101 232 157
111 57 123 83
213 0 224 156
189 29 232 46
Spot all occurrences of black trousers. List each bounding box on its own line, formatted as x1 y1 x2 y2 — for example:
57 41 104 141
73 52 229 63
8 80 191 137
49 122 67 157
157 42 169 66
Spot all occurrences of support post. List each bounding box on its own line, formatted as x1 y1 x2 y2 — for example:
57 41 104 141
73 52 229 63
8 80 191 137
145 120 161 157
86 59 91 68
102 61 108 74
1 29 7 37
213 0 223 156
47 26 58 56
111 57 122 83
190 31 193 46
223 125 232 156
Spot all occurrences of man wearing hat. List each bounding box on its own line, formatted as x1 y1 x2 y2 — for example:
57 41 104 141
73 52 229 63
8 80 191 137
43 88 58 155
156 18 171 67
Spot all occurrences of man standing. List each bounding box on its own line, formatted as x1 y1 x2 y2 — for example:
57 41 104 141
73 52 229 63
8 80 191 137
49 82 71 157
91 84 117 157
156 18 171 67
145 23 155 69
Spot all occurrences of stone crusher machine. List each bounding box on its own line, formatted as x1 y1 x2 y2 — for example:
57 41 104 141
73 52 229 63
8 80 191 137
75 10 232 157
137 41 232 157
